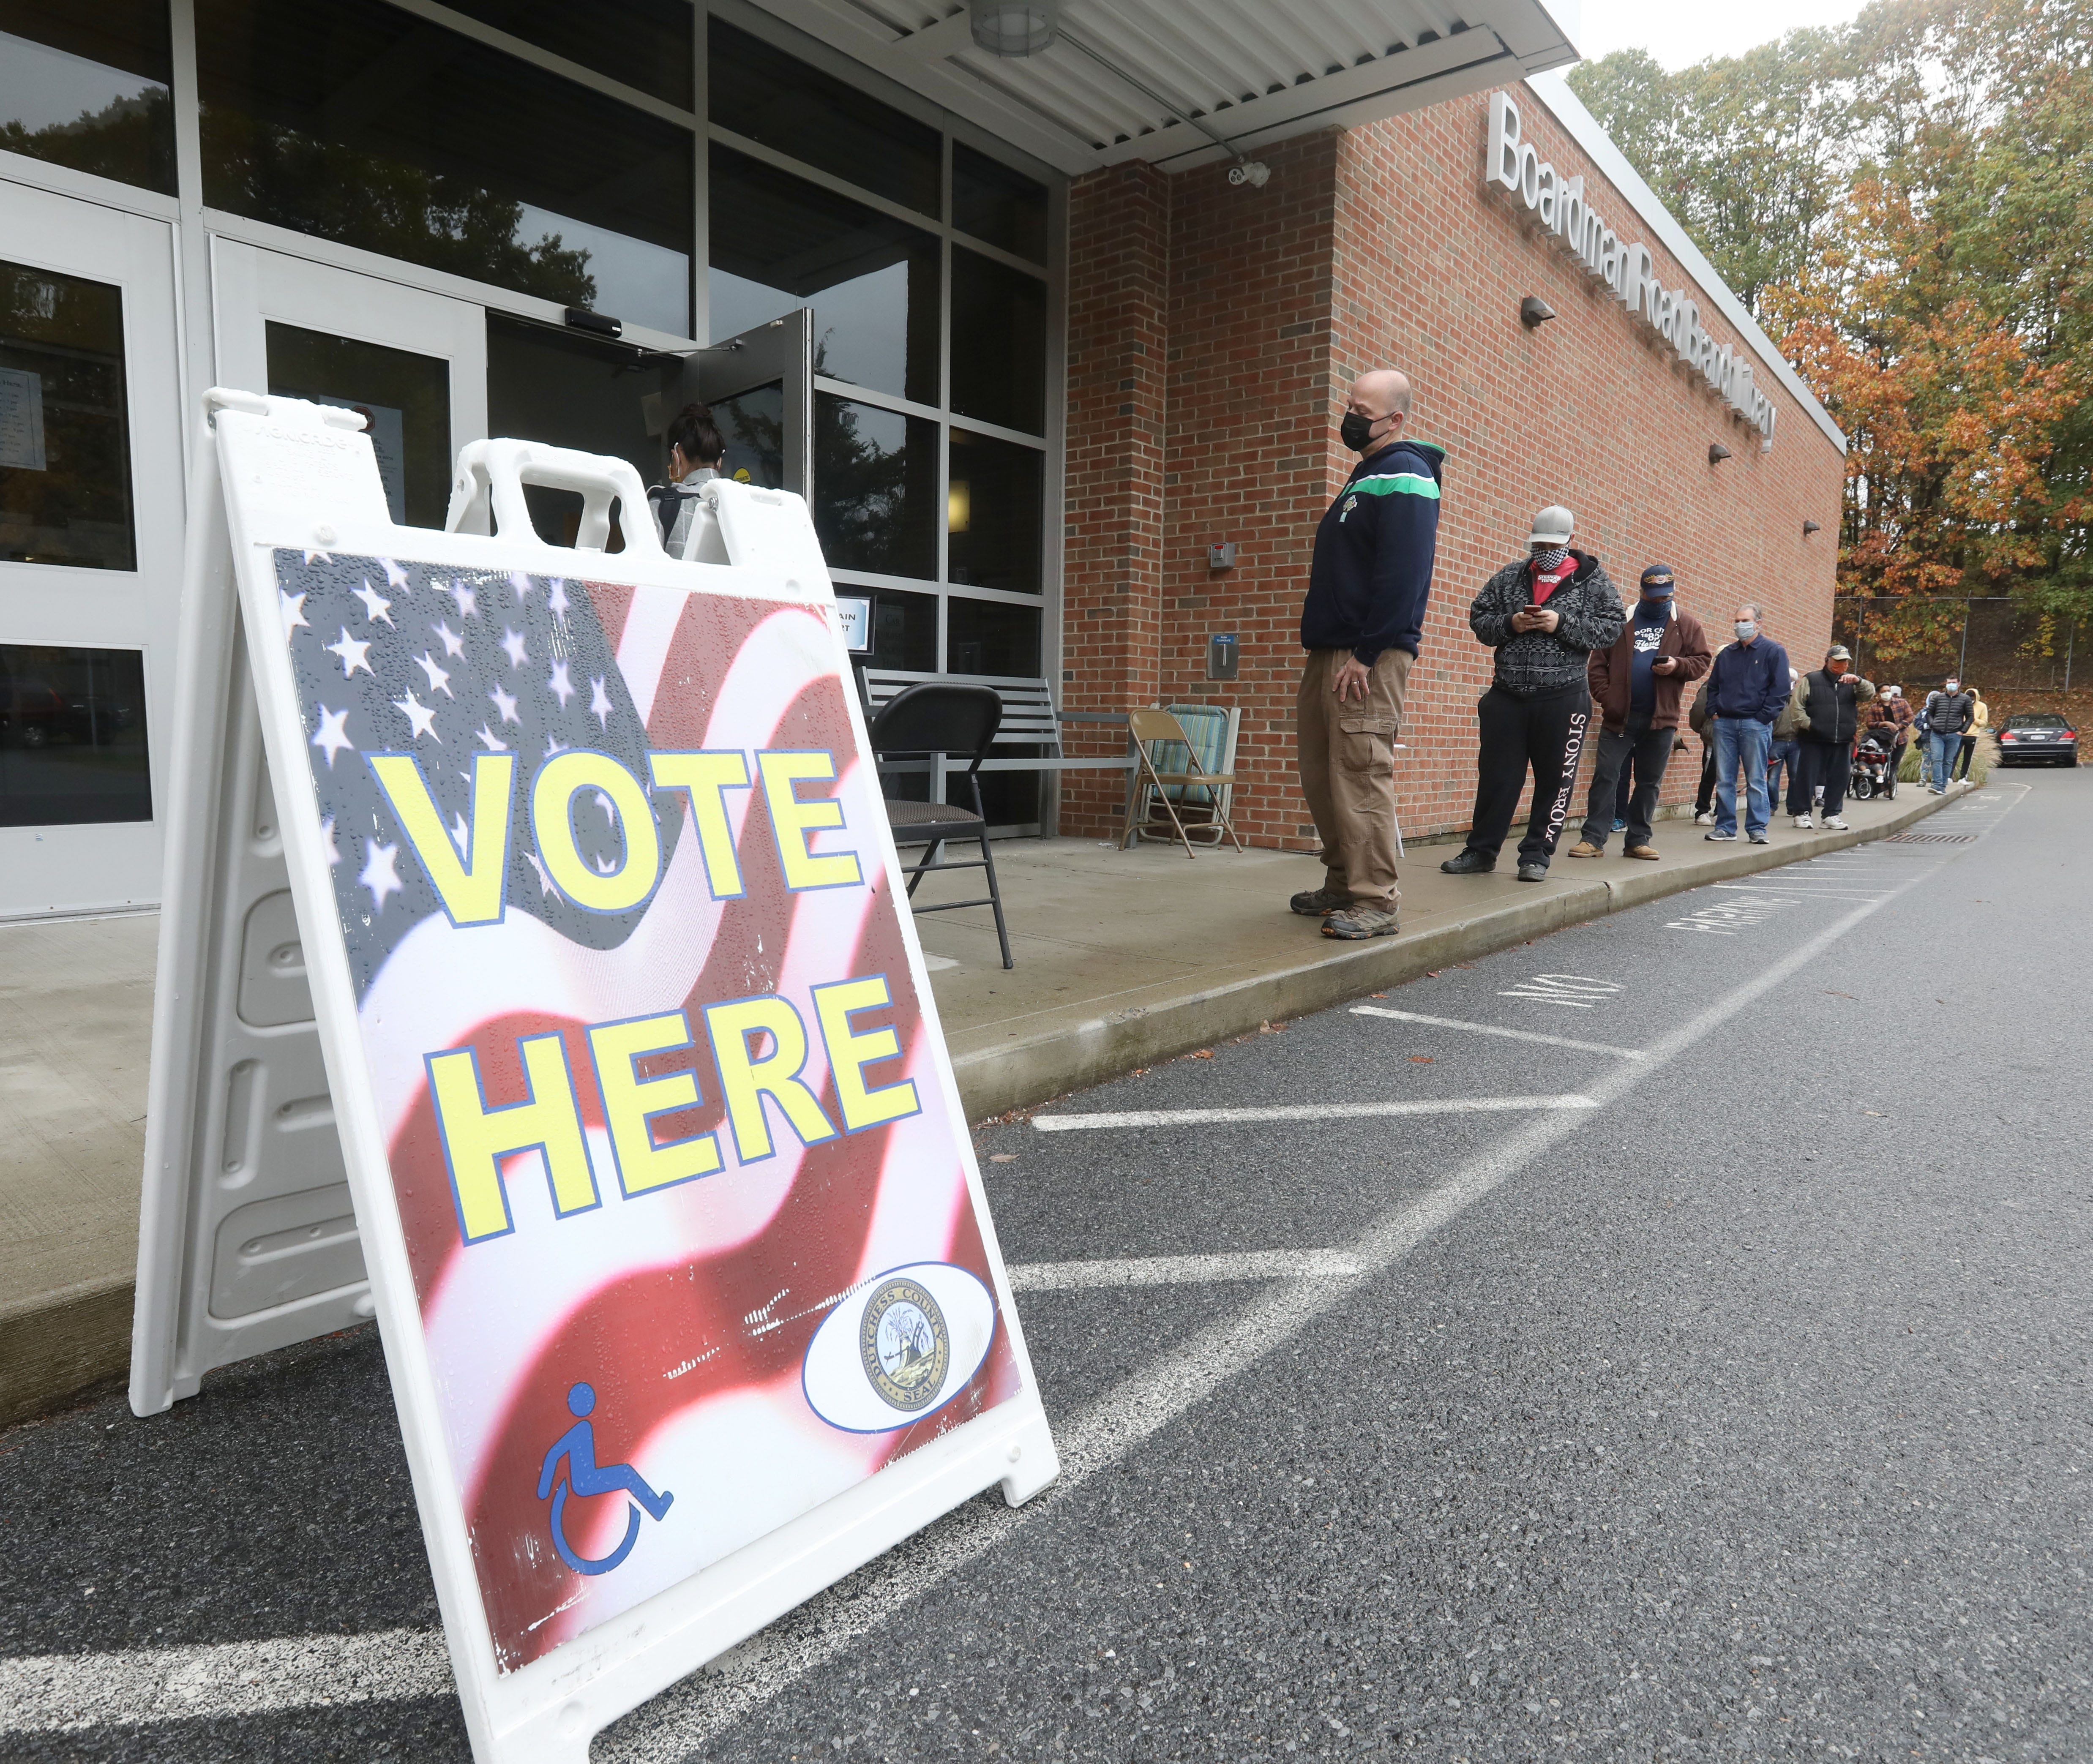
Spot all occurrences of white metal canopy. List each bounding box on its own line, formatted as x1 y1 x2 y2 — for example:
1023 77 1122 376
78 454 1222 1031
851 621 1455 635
743 0 1580 174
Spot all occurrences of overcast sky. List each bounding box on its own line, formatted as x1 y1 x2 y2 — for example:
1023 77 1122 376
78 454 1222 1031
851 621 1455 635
1569 0 1872 69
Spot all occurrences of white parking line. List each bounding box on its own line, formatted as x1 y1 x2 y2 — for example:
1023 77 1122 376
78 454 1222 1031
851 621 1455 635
1031 1096 1599 1132
1008 1249 1361 1290
1708 883 1889 902
1349 1005 1645 1058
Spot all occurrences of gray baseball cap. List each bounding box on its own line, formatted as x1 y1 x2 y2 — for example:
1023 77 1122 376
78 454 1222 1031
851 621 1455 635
1530 505 1575 547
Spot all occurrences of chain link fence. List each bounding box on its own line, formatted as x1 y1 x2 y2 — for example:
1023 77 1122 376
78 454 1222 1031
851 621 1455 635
1830 597 2087 695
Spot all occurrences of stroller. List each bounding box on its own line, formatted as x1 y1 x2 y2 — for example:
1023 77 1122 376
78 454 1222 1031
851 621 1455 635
1849 728 1896 801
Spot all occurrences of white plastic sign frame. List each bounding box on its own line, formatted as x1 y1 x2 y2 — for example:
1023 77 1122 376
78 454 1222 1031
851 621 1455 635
134 393 1056 1762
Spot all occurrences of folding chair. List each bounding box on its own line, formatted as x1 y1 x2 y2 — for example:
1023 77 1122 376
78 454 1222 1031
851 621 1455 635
866 683 1014 969
1122 708 1246 858
1131 703 1240 849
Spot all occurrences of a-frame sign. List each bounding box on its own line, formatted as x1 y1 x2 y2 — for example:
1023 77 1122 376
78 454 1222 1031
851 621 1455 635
132 391 1056 1761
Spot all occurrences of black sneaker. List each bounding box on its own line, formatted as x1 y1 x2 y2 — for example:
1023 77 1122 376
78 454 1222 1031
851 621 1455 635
1516 862 1549 882
1289 886 1353 917
1440 849 1495 875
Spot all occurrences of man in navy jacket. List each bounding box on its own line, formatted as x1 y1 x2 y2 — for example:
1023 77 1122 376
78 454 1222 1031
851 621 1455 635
1292 368 1444 940
1703 601 1791 843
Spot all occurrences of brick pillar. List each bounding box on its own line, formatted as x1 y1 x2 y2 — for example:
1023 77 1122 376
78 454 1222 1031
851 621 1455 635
1057 164 1169 836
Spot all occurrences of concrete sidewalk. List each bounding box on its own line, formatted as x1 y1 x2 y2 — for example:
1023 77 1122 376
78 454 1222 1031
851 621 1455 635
0 781 1965 1427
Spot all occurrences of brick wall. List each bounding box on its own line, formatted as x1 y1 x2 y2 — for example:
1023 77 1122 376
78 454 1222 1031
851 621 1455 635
1056 83 1847 851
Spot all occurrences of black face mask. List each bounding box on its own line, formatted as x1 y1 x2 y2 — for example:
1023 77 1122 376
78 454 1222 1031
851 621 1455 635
1340 411 1381 453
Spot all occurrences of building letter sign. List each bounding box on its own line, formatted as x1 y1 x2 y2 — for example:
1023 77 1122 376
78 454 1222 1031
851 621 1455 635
1484 92 1779 450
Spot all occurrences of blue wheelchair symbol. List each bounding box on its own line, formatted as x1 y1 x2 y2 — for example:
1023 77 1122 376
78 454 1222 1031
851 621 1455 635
535 1382 674 1576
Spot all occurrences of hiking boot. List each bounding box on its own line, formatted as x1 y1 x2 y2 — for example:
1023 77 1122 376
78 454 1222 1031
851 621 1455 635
1321 901 1398 939
1626 844 1659 860
1440 849 1495 875
1289 886 1352 917
1567 840 1604 858
1516 862 1549 882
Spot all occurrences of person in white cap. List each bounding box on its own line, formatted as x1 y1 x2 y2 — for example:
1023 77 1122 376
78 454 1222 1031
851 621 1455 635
1442 506 1624 881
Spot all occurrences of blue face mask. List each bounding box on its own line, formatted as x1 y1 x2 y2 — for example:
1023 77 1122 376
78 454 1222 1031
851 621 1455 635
1735 620 1758 641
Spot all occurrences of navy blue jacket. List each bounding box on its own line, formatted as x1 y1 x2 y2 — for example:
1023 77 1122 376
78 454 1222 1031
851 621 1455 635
1300 439 1445 665
1706 635 1793 724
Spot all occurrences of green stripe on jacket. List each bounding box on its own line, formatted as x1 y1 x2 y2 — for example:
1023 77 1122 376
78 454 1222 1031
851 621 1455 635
1350 472 1441 499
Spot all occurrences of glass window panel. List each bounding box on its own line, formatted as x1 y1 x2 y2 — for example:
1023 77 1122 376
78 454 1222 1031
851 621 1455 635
437 0 693 111
709 145 939 404
713 380 785 489
947 428 1042 594
0 0 175 192
197 0 694 334
861 586 938 673
266 323 450 529
708 18 939 219
486 311 682 546
950 247 1047 436
945 596 1040 679
976 767 1040 829
0 643 150 826
0 259 135 570
952 142 1048 264
812 393 934 581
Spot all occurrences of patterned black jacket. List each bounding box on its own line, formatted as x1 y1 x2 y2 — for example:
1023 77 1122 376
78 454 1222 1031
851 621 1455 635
1468 550 1626 698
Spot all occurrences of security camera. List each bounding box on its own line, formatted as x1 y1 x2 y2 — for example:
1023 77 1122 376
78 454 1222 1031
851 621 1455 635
1228 161 1270 188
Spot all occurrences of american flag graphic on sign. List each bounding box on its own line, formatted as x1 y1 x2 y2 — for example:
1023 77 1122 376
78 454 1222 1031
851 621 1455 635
272 547 1021 1669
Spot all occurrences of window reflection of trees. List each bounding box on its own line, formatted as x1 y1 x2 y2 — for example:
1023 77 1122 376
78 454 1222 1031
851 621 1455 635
0 87 175 193
199 113 598 310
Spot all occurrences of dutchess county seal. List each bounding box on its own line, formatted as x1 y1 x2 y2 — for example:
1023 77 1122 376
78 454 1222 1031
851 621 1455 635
859 1277 949 1412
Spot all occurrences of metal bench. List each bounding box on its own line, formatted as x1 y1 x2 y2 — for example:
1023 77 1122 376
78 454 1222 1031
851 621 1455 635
855 668 1132 826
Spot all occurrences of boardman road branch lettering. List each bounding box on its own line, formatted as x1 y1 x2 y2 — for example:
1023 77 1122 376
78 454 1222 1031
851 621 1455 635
1484 91 1780 450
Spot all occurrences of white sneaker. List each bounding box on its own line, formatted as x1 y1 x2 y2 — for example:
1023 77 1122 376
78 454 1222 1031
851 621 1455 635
1793 813 1813 829
1822 814 1849 830
1693 811 1714 826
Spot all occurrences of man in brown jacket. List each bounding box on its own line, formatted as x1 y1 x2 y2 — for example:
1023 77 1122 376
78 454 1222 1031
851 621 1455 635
1566 564 1712 860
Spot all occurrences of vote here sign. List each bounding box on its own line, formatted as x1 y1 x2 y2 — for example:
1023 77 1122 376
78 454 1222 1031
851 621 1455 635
270 542 1023 1670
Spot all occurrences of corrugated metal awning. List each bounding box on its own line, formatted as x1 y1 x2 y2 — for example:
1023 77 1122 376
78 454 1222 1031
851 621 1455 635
742 0 1579 175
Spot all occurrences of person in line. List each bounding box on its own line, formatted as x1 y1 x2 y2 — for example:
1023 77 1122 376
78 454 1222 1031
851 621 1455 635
1952 682 1989 780
1768 665 1809 819
1867 685 1914 797
1441 507 1625 882
1291 368 1444 940
1703 603 1791 843
647 402 726 554
1567 564 1711 861
1922 676 1976 794
1690 676 1718 824
1791 644 1876 830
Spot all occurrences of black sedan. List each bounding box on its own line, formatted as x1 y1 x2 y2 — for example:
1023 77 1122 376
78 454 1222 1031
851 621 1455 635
1995 712 2079 766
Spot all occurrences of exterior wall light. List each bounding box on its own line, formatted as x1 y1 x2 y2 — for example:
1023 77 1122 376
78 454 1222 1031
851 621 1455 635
1228 162 1271 188
1803 520 1823 535
1520 296 1555 329
969 1 1059 56
1708 442 1733 465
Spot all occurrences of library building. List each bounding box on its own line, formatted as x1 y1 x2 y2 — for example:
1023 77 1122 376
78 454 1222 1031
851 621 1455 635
0 0 1843 918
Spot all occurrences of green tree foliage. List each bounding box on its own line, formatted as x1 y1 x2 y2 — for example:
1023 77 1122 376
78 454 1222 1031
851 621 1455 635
1569 0 2092 628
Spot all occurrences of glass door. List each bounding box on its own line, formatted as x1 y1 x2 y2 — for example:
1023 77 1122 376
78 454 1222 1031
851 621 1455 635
0 179 184 919
692 308 813 496
210 239 488 525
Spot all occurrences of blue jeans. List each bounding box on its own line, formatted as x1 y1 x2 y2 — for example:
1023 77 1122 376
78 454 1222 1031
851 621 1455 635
1927 728 1960 789
1713 717 1773 837
1766 737 1799 812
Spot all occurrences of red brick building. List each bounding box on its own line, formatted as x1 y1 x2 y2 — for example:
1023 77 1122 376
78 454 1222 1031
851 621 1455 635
1056 75 1846 847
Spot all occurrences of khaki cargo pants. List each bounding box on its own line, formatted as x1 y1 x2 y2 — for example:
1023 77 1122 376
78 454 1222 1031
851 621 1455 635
1295 646 1412 907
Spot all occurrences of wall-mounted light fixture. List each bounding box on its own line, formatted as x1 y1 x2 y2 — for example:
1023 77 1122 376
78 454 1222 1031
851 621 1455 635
1227 161 1271 188
1520 296 1555 329
1708 443 1733 465
969 0 1059 55
1803 520 1823 536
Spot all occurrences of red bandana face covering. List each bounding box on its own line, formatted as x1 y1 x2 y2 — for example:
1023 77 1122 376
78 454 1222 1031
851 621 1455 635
1529 550 1574 604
